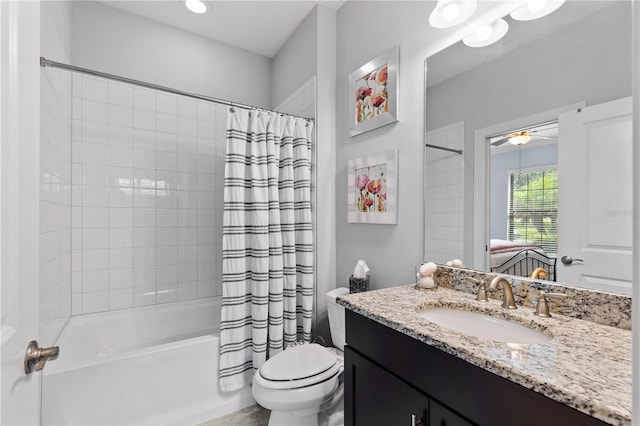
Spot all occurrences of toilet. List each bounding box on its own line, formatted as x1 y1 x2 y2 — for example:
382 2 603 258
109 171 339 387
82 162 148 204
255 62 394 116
252 287 349 426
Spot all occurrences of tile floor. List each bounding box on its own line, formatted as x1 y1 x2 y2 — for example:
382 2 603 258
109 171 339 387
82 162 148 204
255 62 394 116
200 403 345 426
200 404 270 426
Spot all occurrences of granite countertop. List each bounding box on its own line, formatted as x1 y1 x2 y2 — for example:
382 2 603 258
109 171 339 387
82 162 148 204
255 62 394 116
337 285 632 426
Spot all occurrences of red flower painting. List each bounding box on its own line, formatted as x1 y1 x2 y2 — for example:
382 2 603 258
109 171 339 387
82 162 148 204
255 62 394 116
355 63 389 124
355 164 387 213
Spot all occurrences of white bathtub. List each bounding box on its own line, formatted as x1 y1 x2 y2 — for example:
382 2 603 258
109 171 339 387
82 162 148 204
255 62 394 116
42 297 255 425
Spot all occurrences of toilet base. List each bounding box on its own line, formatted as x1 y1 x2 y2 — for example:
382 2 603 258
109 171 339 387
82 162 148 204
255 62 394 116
264 380 344 426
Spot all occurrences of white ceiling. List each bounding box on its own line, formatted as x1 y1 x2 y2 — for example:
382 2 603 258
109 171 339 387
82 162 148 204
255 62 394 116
98 0 346 58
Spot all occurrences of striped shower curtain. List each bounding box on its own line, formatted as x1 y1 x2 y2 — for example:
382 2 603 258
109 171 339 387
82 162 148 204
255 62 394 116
219 107 314 392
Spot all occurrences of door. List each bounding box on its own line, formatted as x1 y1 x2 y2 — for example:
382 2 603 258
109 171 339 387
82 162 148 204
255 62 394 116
1 1 42 424
344 347 429 426
430 400 474 426
557 97 633 294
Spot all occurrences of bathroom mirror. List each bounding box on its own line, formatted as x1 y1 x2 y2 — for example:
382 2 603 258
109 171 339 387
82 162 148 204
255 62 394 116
423 1 633 294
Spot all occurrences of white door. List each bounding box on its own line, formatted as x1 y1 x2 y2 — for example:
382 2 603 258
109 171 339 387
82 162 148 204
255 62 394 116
557 97 633 294
1 1 42 424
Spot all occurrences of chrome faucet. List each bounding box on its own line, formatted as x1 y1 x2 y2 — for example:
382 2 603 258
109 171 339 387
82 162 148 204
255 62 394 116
489 276 517 309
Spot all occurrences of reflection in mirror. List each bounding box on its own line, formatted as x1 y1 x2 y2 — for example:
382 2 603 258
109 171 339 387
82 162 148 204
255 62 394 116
489 121 558 281
424 1 633 294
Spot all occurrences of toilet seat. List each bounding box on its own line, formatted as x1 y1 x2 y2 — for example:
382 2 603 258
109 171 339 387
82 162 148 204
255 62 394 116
254 344 342 390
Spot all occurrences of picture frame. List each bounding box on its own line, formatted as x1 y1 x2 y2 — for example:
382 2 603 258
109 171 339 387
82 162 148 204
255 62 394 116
349 46 399 137
347 149 398 224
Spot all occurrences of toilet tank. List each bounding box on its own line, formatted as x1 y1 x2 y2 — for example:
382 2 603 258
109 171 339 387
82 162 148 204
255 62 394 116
326 287 349 351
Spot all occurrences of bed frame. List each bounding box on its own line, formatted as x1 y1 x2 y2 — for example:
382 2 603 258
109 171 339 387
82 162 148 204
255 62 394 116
490 249 557 281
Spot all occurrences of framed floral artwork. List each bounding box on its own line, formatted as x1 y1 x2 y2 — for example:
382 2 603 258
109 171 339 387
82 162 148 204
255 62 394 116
349 46 399 137
347 149 398 224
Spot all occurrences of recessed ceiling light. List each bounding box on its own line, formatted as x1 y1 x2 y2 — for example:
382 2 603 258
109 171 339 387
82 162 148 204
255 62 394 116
185 0 207 14
510 0 565 21
463 18 509 48
429 0 477 29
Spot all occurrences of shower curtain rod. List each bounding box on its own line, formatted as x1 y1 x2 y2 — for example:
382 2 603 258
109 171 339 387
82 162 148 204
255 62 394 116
40 57 314 122
425 143 463 155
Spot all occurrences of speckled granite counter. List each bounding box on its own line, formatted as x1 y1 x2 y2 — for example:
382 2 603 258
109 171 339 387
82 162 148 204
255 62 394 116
338 285 632 425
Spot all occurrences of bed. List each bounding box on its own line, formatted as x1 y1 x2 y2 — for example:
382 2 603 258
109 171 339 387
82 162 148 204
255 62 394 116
489 239 557 281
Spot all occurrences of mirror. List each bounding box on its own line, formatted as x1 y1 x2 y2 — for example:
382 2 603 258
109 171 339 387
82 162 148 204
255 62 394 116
424 1 633 294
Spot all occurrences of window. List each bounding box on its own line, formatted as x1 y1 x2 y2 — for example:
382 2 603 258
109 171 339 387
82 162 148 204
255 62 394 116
508 168 558 254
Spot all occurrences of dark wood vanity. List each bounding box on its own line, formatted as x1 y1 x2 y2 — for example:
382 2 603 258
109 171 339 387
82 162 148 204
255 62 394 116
344 310 608 426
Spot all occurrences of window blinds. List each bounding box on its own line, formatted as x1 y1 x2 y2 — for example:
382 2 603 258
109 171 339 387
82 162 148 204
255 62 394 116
507 169 558 254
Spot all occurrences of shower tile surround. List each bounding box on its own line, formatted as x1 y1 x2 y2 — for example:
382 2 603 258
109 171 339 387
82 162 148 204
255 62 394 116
424 122 464 263
40 66 73 342
40 0 73 344
71 74 226 314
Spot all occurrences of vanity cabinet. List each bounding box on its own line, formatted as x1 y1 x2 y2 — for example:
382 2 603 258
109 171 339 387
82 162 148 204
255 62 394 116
346 346 471 425
344 310 607 426
345 347 430 425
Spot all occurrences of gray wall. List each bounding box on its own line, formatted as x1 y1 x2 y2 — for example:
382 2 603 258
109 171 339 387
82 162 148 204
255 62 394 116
270 5 338 343
271 7 317 108
490 144 558 241
272 5 338 342
314 5 337 342
425 1 632 266
336 2 433 289
70 1 272 109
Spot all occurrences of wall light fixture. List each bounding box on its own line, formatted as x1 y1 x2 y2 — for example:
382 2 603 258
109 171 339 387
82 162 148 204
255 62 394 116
185 0 207 14
510 0 565 21
463 18 509 47
429 0 477 29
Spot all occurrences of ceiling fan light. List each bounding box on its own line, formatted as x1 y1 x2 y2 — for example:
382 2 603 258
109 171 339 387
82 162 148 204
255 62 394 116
510 0 565 21
462 18 509 48
185 0 207 14
509 134 532 145
429 0 477 29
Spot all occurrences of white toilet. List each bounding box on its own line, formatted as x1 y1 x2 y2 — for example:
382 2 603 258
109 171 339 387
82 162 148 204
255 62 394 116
252 287 349 426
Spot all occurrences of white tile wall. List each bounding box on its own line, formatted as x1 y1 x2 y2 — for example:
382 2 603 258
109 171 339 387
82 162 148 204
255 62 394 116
40 64 73 344
72 74 225 314
424 122 464 264
40 0 75 345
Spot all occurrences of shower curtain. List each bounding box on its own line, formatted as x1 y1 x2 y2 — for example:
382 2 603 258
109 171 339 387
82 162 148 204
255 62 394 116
219 108 314 392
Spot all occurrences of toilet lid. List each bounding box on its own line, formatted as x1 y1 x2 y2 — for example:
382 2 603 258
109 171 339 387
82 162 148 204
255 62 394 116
260 343 337 382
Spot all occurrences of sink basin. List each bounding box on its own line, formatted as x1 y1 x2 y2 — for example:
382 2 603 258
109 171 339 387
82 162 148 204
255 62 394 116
417 308 551 344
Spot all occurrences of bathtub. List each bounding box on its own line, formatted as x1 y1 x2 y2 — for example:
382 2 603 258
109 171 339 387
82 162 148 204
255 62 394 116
42 297 255 425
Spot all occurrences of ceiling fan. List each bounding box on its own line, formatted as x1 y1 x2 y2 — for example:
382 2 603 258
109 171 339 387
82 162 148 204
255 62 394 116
490 127 557 147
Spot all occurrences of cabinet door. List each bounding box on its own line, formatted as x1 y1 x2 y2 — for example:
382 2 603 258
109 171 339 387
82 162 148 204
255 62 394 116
430 400 474 426
345 346 429 426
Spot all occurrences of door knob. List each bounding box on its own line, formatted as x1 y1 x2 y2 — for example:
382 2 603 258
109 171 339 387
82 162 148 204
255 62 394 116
24 340 59 374
560 255 584 265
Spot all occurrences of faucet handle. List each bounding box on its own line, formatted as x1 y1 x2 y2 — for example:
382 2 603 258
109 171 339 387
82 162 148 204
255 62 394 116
465 277 489 302
534 291 567 317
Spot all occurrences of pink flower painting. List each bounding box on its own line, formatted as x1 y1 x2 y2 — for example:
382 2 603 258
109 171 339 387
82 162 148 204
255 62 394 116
355 64 389 124
355 163 387 213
